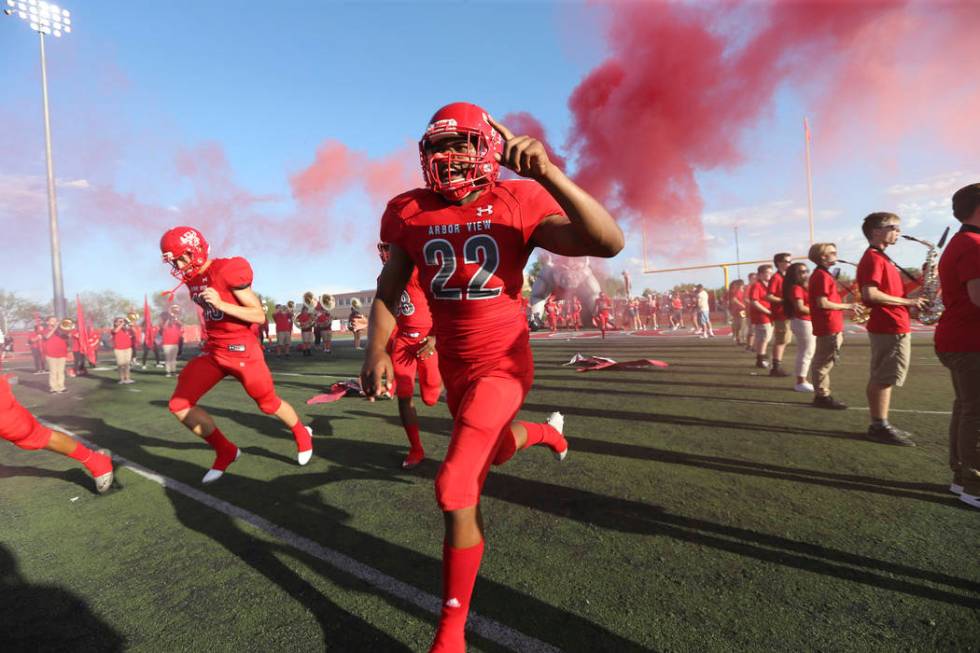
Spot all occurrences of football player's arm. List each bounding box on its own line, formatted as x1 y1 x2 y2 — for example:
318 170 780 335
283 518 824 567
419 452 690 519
211 286 267 324
486 116 623 258
361 244 413 400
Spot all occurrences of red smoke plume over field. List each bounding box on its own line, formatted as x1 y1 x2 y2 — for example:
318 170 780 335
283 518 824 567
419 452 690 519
562 1 980 262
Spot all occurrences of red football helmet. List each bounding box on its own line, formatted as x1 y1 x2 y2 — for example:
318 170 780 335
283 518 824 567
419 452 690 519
419 102 503 202
160 226 209 282
377 242 391 264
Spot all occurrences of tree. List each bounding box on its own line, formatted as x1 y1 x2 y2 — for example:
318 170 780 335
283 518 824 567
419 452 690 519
601 277 625 297
0 290 49 330
76 291 138 329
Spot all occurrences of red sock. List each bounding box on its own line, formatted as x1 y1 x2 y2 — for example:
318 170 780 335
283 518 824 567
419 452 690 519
205 428 238 470
404 424 423 452
290 421 312 453
518 421 564 452
68 443 112 477
430 540 484 653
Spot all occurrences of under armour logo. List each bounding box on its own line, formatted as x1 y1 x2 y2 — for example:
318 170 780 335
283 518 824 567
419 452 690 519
476 205 493 217
445 598 461 609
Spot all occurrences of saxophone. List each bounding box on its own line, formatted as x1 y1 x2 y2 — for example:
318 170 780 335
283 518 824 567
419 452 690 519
902 228 949 325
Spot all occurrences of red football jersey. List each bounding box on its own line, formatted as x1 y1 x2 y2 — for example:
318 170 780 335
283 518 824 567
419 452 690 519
396 268 434 332
185 257 257 344
381 180 563 361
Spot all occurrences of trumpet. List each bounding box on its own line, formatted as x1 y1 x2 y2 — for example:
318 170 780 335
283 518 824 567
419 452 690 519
60 318 75 330
126 311 140 325
320 293 335 311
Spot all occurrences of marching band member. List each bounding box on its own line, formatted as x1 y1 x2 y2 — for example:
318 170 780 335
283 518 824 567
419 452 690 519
857 212 927 446
765 253 793 376
273 304 293 358
43 316 69 393
728 279 746 346
748 265 774 369
296 305 315 356
936 183 980 508
111 317 135 385
162 313 184 378
808 243 854 409
783 262 815 392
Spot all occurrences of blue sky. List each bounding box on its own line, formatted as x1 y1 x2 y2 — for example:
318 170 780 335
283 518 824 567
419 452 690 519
1 1 976 309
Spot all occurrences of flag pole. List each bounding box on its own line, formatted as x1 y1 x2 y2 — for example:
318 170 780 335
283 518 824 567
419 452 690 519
804 117 815 245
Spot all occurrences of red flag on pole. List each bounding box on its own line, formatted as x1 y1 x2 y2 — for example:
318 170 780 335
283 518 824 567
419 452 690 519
76 295 97 366
143 294 153 348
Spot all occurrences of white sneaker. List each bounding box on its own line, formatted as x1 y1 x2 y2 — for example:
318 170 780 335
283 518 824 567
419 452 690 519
202 448 241 484
959 492 980 509
794 382 815 392
546 412 568 461
297 426 313 465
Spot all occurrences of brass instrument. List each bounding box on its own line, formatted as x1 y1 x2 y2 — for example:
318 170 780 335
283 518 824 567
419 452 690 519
168 304 182 317
126 311 140 325
902 229 949 325
320 293 335 311
60 318 75 330
835 260 870 324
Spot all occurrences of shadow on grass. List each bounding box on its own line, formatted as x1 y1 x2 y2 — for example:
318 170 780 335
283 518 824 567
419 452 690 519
0 544 125 651
61 417 650 653
0 463 93 493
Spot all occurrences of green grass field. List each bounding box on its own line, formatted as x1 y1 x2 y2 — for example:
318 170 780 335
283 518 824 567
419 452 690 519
2 331 978 652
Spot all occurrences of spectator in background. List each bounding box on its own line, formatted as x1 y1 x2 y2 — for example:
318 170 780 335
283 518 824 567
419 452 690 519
29 326 46 374
161 315 183 378
695 284 714 338
783 262 815 392
111 317 135 385
43 316 69 393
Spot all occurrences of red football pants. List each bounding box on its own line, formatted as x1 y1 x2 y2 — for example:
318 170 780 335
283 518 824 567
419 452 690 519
435 345 534 511
387 329 441 405
168 342 282 415
0 376 53 450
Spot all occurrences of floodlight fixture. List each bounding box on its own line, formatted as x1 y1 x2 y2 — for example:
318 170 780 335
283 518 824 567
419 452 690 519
2 1 72 317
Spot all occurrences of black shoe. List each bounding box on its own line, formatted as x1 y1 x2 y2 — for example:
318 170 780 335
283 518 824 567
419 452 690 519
866 424 916 447
813 395 847 410
769 367 789 377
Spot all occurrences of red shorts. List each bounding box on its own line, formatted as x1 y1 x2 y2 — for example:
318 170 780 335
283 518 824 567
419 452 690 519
169 341 282 415
0 377 52 450
387 330 441 405
435 344 534 511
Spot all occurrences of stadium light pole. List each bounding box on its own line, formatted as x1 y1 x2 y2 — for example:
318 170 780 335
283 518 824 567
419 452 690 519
3 0 72 319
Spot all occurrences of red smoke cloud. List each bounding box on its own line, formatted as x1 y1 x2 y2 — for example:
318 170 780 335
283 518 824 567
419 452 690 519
500 112 568 172
563 1 980 262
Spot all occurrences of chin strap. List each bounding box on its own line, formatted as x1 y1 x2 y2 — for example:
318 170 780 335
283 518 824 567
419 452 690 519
161 280 185 305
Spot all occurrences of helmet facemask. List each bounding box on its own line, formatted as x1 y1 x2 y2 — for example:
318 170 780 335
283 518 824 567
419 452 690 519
419 113 501 202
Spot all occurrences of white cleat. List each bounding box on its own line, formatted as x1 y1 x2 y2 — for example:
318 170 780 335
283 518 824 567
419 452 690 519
202 448 241 484
297 427 314 465
94 449 114 494
547 411 568 461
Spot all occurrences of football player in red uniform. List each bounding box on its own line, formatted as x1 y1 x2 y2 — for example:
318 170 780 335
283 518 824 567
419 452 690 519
160 227 314 483
379 242 443 469
363 103 623 653
1 375 113 493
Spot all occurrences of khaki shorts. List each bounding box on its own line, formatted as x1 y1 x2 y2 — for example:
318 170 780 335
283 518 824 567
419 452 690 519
276 331 291 346
773 319 792 346
113 348 132 368
868 332 911 387
753 322 774 343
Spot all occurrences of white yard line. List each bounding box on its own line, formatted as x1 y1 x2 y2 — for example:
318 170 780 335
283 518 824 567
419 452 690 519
42 422 562 653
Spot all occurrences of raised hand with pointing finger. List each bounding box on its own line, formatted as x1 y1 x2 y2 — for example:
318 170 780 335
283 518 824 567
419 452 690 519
486 115 553 181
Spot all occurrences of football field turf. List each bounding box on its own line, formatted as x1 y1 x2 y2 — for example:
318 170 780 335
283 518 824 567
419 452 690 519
2 332 978 652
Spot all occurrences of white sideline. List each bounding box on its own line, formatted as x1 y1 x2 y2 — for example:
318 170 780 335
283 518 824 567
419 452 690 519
42 422 562 653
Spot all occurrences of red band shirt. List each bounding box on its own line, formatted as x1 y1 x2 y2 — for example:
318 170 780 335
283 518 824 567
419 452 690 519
790 284 811 322
747 281 771 325
808 267 843 336
857 247 910 334
767 272 786 321
935 229 980 352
